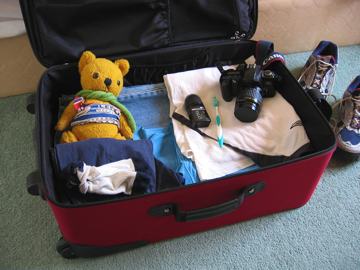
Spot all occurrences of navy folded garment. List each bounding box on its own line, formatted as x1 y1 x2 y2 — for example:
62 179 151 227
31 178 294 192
55 138 157 195
155 159 185 190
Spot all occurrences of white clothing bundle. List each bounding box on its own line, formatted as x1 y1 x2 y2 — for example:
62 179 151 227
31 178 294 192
75 159 137 195
164 66 310 180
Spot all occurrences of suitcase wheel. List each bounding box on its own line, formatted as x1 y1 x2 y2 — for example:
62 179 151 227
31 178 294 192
26 94 36 115
56 237 77 259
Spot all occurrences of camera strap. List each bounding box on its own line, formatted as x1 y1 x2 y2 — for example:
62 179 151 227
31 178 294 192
216 40 285 74
172 112 253 158
256 40 274 66
171 112 305 167
256 40 285 69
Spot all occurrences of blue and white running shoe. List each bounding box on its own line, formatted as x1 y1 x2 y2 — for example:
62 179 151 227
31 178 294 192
298 41 338 119
333 76 360 155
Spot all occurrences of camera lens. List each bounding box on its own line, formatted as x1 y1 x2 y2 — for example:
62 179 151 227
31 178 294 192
234 87 263 122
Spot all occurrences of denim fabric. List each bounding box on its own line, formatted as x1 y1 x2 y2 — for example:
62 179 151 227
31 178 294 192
119 83 170 128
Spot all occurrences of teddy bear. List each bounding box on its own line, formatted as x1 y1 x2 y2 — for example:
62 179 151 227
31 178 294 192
55 51 136 143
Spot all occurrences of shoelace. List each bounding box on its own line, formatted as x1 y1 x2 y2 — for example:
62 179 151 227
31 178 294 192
298 59 337 100
330 94 360 133
350 95 360 129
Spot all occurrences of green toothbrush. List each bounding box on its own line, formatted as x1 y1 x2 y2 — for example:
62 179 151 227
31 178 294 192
212 97 224 148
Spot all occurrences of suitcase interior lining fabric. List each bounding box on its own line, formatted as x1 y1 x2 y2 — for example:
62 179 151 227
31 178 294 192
36 41 335 206
22 0 256 67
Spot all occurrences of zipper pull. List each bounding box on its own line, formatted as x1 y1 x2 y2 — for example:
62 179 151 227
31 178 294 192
230 31 246 40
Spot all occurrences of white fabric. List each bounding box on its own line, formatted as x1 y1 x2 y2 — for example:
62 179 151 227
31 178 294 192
76 159 137 195
164 66 310 180
0 0 26 38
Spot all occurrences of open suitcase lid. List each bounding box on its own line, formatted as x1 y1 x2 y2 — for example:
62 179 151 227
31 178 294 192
20 0 258 67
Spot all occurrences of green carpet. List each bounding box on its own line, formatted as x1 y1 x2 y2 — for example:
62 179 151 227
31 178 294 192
1 45 359 270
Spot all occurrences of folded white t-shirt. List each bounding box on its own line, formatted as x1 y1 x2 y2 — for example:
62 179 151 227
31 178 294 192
164 66 310 180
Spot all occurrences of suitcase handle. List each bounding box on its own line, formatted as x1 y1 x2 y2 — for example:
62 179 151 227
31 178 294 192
149 182 265 222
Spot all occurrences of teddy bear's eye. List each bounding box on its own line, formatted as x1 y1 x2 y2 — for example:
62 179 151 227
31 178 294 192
92 72 99 79
117 80 121 86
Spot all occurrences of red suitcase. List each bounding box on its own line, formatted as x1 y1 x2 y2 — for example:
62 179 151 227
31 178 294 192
21 0 336 258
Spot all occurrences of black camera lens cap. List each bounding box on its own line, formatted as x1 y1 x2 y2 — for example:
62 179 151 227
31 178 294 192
185 94 203 107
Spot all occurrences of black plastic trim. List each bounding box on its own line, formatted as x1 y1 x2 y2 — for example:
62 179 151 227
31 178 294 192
57 237 147 258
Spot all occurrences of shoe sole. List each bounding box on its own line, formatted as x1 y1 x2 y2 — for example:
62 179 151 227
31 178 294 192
334 147 360 161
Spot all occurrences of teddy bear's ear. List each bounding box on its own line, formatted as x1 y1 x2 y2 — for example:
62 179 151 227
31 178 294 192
114 59 130 76
79 51 96 73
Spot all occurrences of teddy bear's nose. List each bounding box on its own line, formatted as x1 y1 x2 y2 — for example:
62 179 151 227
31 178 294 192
104 78 112 86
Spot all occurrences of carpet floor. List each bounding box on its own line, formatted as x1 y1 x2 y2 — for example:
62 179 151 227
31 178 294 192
1 45 359 270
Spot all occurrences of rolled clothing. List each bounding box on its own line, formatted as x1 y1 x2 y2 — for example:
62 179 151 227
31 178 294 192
55 138 156 195
54 138 185 203
75 159 137 195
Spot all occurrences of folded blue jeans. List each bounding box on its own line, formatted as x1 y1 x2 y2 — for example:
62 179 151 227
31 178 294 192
118 83 170 128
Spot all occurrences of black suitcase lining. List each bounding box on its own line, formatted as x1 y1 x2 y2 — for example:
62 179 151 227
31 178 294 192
36 41 335 206
21 0 257 67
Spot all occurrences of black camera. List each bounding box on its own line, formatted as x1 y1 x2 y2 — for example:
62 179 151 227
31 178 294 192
219 64 281 122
